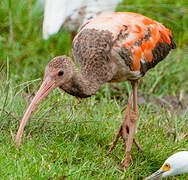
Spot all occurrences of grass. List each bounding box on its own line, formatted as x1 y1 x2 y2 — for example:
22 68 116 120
0 0 188 179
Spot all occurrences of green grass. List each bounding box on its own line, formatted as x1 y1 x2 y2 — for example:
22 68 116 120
0 0 188 179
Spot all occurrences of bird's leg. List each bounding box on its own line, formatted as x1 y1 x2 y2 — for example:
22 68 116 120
121 80 139 168
108 91 132 152
108 81 142 154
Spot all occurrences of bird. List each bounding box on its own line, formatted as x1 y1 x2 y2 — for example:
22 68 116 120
43 0 121 40
15 12 176 168
145 151 188 179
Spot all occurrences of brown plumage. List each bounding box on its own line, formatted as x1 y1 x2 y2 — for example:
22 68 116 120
15 12 176 168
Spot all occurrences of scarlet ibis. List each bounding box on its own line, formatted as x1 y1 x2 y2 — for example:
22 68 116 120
16 12 176 168
43 0 121 39
145 151 188 179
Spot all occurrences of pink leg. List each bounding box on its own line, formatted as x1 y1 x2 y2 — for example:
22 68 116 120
108 80 141 168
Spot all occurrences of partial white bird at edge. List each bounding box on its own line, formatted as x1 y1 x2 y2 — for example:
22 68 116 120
42 0 122 40
145 151 188 179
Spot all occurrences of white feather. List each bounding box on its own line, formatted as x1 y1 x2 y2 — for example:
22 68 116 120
43 0 68 39
42 0 121 39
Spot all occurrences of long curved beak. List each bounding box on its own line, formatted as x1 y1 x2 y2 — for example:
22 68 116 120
15 76 56 147
145 170 164 180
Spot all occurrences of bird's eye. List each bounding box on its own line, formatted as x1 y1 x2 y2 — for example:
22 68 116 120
58 70 64 76
162 163 170 172
164 163 170 170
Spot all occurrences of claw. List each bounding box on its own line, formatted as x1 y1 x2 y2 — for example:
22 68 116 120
108 124 142 153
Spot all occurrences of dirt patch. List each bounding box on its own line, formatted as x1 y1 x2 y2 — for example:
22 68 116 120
138 93 188 115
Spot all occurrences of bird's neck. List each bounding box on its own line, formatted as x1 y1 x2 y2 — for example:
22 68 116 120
60 69 100 98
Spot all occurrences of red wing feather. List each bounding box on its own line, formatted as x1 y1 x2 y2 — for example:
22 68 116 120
80 12 176 74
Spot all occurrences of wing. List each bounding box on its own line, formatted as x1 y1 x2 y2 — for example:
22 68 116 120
114 13 176 75
80 12 176 76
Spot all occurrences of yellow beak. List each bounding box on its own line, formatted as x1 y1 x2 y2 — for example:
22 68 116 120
144 169 164 180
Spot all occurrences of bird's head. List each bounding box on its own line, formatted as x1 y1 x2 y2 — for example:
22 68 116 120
44 56 75 87
28 55 75 108
145 151 188 179
15 56 75 147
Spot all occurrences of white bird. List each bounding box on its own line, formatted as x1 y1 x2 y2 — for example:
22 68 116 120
145 151 188 179
43 0 122 39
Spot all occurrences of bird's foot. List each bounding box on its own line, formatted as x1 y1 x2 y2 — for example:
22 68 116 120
108 123 142 154
121 152 131 168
